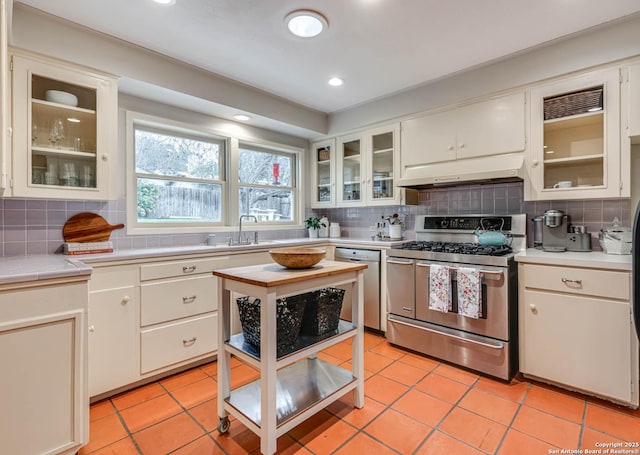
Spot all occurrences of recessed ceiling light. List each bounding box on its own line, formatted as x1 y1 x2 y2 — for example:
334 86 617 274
328 77 344 87
233 114 251 121
285 10 328 38
153 0 176 5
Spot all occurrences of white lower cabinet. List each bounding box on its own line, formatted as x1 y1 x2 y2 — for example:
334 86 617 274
88 285 139 397
87 250 274 398
141 313 218 374
0 278 89 455
518 263 639 407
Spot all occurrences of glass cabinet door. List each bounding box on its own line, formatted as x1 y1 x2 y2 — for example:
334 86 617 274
369 130 395 201
10 49 118 200
527 67 623 201
542 85 604 189
30 75 98 189
311 139 335 208
339 135 362 204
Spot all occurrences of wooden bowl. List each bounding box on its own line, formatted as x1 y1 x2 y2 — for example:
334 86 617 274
269 247 326 269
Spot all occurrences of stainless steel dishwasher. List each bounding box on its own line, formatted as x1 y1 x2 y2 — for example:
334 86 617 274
334 247 381 330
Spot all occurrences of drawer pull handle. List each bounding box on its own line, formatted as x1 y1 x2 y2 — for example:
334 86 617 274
402 306 412 312
182 265 197 273
183 337 197 347
182 295 197 304
561 278 582 286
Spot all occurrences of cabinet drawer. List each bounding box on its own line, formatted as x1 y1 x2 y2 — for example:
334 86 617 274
140 256 231 281
89 265 139 291
521 264 629 300
140 313 217 374
140 276 217 326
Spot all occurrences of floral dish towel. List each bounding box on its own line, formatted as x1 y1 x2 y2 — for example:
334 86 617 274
429 264 451 313
457 267 482 319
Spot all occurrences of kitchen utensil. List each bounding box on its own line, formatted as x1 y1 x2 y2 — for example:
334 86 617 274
45 90 78 107
269 247 326 269
599 217 632 254
475 218 510 246
63 212 125 243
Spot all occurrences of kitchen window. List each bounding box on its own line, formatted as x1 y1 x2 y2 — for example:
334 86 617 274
127 112 226 232
126 111 303 234
237 143 296 222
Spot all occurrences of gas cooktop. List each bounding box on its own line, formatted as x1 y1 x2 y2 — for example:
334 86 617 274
399 241 512 256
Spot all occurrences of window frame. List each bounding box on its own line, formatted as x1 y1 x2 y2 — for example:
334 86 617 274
126 111 228 234
235 141 298 225
126 111 305 235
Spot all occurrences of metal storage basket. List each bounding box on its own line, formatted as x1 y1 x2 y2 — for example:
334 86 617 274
236 294 308 356
300 288 346 336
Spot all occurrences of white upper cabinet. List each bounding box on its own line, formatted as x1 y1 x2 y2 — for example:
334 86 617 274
525 67 627 200
0 0 8 195
629 62 640 140
9 49 118 200
312 123 401 208
310 138 336 208
401 92 526 167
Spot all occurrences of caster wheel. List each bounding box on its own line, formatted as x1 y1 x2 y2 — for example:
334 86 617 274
217 417 230 434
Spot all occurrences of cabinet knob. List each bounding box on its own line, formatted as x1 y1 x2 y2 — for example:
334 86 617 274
448 145 454 151
532 159 539 167
458 143 465 149
101 153 109 161
529 304 537 313
89 325 95 332
122 295 130 305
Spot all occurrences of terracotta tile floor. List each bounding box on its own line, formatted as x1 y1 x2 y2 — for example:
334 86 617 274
80 331 640 454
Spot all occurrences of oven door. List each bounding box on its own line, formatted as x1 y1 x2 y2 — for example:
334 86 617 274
415 261 509 341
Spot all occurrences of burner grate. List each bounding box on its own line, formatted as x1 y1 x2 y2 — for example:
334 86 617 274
400 241 512 256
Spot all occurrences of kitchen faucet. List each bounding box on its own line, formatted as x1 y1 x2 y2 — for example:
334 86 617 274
235 214 258 245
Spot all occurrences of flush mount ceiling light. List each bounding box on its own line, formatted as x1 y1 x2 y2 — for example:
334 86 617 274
328 77 344 87
233 114 251 121
285 10 328 38
153 0 176 5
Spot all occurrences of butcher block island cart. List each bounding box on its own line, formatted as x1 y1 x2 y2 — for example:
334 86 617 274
213 259 367 455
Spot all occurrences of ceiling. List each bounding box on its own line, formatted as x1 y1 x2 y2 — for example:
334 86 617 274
14 1 640 116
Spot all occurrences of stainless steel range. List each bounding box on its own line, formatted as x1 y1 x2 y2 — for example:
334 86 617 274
386 214 526 380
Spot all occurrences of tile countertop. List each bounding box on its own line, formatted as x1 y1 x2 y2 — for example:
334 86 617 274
0 237 407 284
515 248 632 271
0 255 93 285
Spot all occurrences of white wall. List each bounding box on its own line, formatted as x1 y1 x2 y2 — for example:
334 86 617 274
329 13 640 135
10 3 327 136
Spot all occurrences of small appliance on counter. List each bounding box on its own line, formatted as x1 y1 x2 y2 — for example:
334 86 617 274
599 217 632 255
532 215 544 249
542 209 569 252
566 225 592 252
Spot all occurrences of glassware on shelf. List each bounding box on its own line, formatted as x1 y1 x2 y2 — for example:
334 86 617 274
80 165 93 188
45 162 58 185
49 118 65 149
32 124 39 146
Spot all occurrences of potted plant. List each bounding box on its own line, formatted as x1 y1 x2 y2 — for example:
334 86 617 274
304 216 327 238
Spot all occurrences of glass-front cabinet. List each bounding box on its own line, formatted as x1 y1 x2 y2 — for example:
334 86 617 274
337 132 363 205
10 49 118 199
526 67 628 200
334 123 400 207
310 138 336 208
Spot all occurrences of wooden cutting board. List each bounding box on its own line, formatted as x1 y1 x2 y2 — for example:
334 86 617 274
63 212 125 243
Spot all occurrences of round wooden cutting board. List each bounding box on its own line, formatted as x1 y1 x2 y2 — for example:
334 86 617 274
63 212 125 243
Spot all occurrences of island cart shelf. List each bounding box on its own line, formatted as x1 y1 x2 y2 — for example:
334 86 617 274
213 259 367 455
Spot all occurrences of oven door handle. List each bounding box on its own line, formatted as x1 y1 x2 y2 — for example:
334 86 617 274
390 317 505 350
416 263 503 280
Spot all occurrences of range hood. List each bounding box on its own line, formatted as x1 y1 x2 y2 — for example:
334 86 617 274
396 153 525 188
